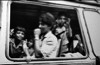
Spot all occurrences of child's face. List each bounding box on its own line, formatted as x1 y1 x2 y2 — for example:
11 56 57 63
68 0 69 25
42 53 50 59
15 31 25 40
39 22 50 34
59 15 67 23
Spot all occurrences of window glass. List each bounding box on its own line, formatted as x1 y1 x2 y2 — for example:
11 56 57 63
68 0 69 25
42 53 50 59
84 10 100 56
8 2 86 61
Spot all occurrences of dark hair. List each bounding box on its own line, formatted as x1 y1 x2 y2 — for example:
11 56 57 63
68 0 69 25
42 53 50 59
39 12 55 27
13 26 26 36
57 12 69 20
58 12 67 17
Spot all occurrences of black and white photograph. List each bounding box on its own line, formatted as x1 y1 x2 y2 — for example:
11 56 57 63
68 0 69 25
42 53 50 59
0 0 100 65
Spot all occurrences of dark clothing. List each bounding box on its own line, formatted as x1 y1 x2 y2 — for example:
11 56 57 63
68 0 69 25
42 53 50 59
60 35 86 57
9 38 24 58
66 35 86 56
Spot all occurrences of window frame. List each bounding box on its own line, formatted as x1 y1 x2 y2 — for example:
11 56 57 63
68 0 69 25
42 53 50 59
6 1 88 62
75 8 89 59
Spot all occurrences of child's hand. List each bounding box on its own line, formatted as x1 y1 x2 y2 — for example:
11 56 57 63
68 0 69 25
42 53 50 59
26 56 31 63
34 28 41 39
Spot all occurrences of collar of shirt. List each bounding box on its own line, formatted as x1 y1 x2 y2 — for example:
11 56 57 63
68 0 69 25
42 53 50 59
41 31 52 41
44 31 52 38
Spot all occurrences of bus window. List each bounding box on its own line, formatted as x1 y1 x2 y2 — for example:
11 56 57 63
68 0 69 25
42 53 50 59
8 1 87 61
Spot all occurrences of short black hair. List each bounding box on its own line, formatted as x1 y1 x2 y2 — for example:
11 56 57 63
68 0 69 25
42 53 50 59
39 12 55 27
57 12 68 19
14 26 26 35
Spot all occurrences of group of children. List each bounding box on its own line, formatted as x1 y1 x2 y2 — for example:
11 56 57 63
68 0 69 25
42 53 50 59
9 12 85 61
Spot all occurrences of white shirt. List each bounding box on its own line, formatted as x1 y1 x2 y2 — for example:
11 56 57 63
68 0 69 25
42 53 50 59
40 31 58 58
